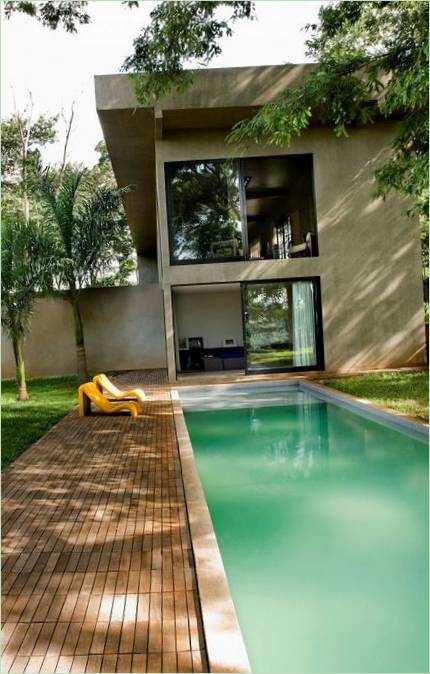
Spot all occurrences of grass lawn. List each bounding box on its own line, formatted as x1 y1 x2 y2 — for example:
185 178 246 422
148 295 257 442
321 370 429 421
247 348 293 367
2 376 78 470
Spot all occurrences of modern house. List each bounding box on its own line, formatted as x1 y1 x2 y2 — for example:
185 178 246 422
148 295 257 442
95 64 426 383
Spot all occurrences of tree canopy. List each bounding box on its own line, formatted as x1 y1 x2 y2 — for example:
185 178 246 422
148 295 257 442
1 110 137 288
1 215 55 399
1 111 57 187
34 165 134 381
4 0 138 31
4 1 91 32
230 1 428 218
37 165 134 291
86 141 137 286
5 2 428 217
121 1 429 220
7 0 427 218
1 107 138 389
122 1 254 102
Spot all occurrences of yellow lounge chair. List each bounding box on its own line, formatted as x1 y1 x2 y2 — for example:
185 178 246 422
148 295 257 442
78 382 139 417
92 373 146 409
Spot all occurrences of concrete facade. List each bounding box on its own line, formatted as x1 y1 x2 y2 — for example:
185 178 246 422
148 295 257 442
156 124 425 380
2 286 166 379
95 66 426 382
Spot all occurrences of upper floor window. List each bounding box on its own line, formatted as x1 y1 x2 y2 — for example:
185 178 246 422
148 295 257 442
165 154 318 265
166 159 244 264
244 154 318 260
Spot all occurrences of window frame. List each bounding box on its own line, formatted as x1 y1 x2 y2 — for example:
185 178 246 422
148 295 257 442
164 154 319 266
241 276 325 374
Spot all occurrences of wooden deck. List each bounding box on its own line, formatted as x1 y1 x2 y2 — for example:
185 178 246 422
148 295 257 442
1 370 208 673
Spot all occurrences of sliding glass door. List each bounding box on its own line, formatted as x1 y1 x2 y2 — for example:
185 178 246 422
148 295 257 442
243 279 322 372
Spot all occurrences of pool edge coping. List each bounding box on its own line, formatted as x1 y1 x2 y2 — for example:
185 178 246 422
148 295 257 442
300 380 428 439
171 389 251 674
177 377 428 440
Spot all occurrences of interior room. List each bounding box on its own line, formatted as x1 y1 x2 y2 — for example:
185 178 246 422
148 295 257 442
243 154 318 260
173 283 245 374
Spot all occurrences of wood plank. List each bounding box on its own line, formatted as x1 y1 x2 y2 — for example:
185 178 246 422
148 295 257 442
1 371 208 672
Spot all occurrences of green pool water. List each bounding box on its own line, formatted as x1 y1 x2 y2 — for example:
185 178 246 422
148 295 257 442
184 392 428 674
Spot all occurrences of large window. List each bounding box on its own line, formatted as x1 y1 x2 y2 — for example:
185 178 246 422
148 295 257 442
166 159 244 263
165 154 318 264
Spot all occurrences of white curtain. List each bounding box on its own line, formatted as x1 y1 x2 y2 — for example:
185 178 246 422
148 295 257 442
292 281 317 367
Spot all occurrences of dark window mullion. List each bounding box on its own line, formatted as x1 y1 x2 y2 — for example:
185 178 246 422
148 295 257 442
237 159 249 260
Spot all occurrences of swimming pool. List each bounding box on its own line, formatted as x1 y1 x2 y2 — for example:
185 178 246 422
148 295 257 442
179 382 428 674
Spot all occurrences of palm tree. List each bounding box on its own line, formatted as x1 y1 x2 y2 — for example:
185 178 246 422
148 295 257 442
38 166 130 383
1 217 53 400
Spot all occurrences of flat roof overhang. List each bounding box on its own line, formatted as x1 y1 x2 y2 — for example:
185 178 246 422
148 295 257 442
95 64 315 255
97 107 156 256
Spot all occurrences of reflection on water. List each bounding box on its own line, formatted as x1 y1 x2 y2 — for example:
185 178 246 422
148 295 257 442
185 397 428 674
249 401 330 479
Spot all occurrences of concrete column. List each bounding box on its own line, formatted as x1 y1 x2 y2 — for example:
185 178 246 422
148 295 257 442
137 255 158 284
163 286 177 383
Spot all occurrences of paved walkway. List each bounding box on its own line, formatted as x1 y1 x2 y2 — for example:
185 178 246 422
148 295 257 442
2 371 208 673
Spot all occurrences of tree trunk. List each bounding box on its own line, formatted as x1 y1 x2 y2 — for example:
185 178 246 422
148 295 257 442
71 291 89 384
22 189 30 225
12 334 29 401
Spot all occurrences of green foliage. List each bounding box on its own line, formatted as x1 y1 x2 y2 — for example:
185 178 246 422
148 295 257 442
37 165 135 290
93 140 111 173
1 216 53 342
1 104 137 386
322 371 429 421
4 1 90 32
421 218 429 278
1 111 58 230
1 214 57 398
122 1 428 222
1 376 78 469
2 110 59 398
85 141 137 285
122 1 255 103
230 1 428 218
2 113 137 291
4 0 138 32
422 217 429 320
1 112 57 186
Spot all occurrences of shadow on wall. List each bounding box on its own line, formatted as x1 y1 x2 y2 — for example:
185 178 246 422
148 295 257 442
227 125 426 371
316 135 425 371
162 64 312 112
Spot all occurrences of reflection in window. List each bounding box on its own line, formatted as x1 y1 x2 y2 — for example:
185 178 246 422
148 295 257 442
167 160 243 262
249 400 330 478
245 279 319 372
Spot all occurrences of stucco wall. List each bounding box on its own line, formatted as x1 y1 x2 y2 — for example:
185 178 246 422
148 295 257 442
155 122 426 380
2 297 77 379
1 285 166 379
